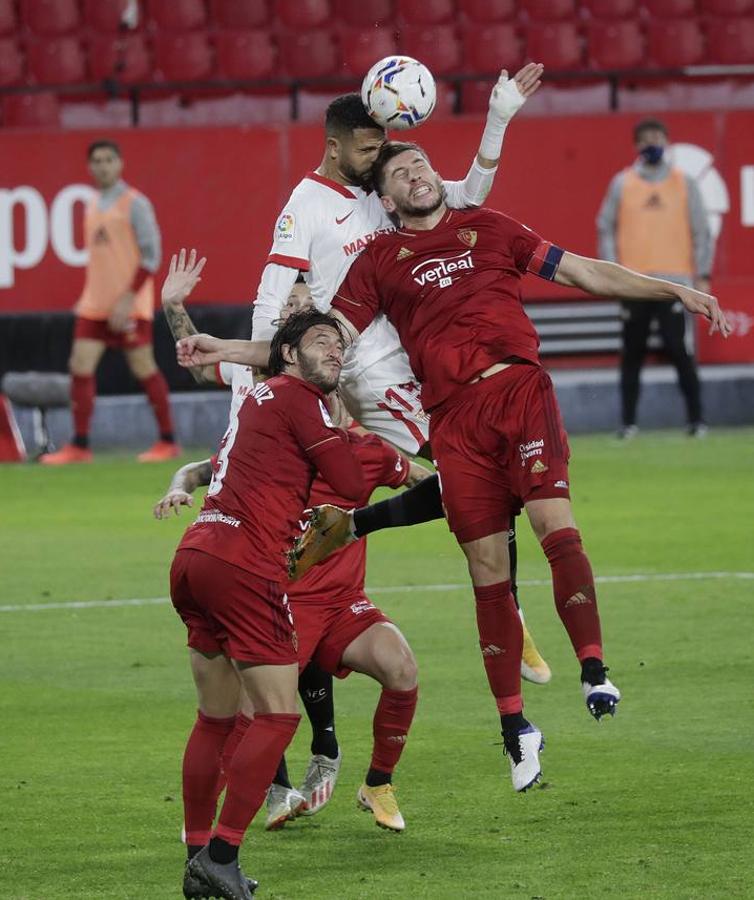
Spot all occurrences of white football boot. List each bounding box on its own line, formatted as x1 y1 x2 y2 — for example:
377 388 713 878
265 784 306 831
583 675 621 721
298 751 343 816
503 724 544 792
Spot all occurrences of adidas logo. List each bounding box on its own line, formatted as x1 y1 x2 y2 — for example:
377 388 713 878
531 459 548 474
565 591 592 607
387 735 408 744
643 192 663 209
396 246 414 261
481 643 504 657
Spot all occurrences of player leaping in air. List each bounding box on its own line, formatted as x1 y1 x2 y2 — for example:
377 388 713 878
176 142 729 795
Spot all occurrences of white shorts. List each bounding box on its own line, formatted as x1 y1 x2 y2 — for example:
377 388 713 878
339 347 430 456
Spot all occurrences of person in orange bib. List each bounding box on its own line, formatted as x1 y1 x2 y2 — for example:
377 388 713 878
40 139 180 464
597 119 713 439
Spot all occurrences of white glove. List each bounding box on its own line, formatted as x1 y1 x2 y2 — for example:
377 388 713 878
478 72 525 162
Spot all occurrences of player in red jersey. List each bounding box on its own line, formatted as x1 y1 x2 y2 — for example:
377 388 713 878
320 141 729 793
169 302 364 899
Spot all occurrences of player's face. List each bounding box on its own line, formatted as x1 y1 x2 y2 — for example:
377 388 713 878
295 325 344 393
335 128 385 188
379 150 444 219
635 128 668 153
281 283 314 322
88 148 123 189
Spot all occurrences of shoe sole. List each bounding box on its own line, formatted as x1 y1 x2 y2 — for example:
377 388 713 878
356 794 405 832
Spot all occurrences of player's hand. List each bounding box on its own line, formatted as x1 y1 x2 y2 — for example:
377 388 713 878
162 248 207 307
153 490 194 519
176 333 227 367
676 286 731 337
108 291 136 333
326 389 352 429
489 63 543 122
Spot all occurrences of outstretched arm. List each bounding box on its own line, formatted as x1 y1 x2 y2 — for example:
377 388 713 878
554 251 731 336
176 334 271 370
153 458 213 519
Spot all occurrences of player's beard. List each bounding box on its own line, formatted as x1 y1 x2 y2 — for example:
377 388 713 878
340 159 372 191
394 177 446 219
298 348 341 394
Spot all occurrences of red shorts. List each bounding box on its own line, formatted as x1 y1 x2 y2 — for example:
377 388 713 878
74 315 153 350
291 591 390 679
430 364 571 543
170 548 297 665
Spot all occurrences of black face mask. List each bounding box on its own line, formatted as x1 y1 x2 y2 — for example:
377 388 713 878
640 144 665 165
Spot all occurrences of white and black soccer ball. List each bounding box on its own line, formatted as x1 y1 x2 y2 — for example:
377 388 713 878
361 56 437 130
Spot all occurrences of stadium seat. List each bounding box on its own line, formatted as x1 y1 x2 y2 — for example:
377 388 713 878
148 0 207 31
461 23 523 74
647 19 704 66
279 30 340 78
153 33 214 80
27 36 87 84
215 30 277 79
399 25 461 74
2 92 61 127
276 0 332 30
397 0 456 25
642 0 697 16
341 27 398 77
706 16 754 62
0 39 24 86
582 0 639 17
20 0 80 35
209 0 271 29
462 0 516 23
334 0 394 27
520 0 576 21
526 22 584 69
588 20 645 68
0 0 16 35
699 0 753 13
89 34 152 83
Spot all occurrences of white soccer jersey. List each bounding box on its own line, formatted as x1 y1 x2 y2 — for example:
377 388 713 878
217 361 255 419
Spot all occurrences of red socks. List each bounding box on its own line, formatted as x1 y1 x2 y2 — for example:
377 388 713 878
182 711 236 847
473 581 523 715
542 527 603 662
71 374 95 441
214 713 300 846
139 371 174 438
370 687 418 775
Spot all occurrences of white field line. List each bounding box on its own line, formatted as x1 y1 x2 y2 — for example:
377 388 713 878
1 571 752 613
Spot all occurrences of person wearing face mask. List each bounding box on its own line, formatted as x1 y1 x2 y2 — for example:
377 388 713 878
597 118 713 438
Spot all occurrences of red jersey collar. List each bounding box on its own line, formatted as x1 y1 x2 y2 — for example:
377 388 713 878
276 372 327 400
305 171 358 200
396 208 455 236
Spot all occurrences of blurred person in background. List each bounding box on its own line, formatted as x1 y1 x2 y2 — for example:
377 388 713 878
40 139 179 464
597 118 712 439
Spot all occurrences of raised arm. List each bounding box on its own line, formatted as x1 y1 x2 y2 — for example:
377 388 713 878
153 457 213 519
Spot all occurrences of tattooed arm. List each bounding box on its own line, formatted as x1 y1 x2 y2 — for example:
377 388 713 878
153 458 213 519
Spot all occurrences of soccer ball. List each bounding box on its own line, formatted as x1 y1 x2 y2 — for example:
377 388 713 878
361 56 437 130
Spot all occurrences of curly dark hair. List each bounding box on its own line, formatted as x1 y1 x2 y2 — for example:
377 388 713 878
325 93 384 138
268 310 345 376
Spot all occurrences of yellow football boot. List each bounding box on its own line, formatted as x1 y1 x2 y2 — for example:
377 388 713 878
357 783 405 832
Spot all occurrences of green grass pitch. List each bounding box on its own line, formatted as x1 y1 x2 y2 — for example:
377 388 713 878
2 429 753 899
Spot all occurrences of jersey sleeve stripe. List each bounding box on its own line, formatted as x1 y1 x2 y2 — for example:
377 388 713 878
304 434 341 452
267 253 310 271
527 241 564 281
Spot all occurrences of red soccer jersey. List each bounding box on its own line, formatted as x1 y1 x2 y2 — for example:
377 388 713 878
178 374 362 583
289 430 409 603
332 207 563 411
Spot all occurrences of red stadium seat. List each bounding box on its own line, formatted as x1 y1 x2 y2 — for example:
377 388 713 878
706 16 754 62
647 19 704 65
521 0 576 20
215 30 277 79
461 23 523 74
148 0 207 31
20 0 80 35
276 0 332 30
588 20 645 68
399 25 461 74
341 27 398 77
0 39 24 86
462 0 516 23
699 0 753 13
89 34 152 83
209 0 271 28
397 0 456 25
334 0 394 27
27 36 87 84
2 92 61 126
153 33 214 80
0 0 16 35
642 0 697 16
83 0 141 33
279 30 340 78
582 0 639 17
526 22 584 69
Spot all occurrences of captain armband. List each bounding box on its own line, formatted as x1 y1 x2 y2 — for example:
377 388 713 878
527 242 565 282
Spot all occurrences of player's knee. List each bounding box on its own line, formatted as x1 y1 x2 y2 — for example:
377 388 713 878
381 642 418 691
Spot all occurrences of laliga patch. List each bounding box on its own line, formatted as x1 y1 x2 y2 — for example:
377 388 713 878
457 229 477 248
319 399 335 428
276 212 295 242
